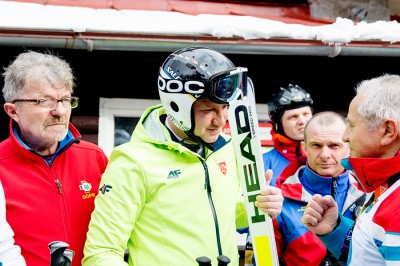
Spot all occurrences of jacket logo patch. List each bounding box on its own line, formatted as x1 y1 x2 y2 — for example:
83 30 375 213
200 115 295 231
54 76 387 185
216 159 227 175
99 184 113 194
80 181 95 199
167 170 181 179
79 181 92 193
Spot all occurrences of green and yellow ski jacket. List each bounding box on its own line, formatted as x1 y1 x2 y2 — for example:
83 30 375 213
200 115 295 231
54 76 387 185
83 105 248 266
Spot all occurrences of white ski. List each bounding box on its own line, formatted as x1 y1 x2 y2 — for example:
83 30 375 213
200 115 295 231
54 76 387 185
228 79 279 266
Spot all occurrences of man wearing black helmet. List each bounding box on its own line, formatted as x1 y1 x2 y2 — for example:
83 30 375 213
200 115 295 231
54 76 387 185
82 47 283 266
263 84 314 187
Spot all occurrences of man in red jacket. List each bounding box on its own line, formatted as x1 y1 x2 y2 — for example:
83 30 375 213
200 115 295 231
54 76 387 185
0 51 108 265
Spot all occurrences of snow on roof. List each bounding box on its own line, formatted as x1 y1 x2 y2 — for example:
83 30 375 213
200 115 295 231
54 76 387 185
0 1 400 55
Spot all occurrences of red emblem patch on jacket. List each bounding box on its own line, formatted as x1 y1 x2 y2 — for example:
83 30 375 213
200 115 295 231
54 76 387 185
216 159 227 175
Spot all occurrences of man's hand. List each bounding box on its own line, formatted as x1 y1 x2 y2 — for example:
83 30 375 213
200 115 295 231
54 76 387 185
255 169 283 219
301 194 339 236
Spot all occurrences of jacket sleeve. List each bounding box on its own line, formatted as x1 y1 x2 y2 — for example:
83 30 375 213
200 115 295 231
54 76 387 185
83 147 145 266
282 230 327 265
0 181 26 266
273 218 284 259
275 212 327 265
318 214 354 259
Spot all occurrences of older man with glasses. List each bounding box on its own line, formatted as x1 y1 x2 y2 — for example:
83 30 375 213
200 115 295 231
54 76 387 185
0 50 108 266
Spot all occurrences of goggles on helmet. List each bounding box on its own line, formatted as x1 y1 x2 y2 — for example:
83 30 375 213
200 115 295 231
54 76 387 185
158 67 248 104
207 67 248 103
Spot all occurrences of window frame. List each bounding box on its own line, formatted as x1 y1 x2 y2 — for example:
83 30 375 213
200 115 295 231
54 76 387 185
98 98 160 157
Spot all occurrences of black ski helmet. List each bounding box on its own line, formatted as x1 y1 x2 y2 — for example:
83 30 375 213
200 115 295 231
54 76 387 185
158 46 248 132
268 84 314 135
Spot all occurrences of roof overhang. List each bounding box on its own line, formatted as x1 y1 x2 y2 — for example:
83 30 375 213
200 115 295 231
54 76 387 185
1 29 400 57
1 1 400 57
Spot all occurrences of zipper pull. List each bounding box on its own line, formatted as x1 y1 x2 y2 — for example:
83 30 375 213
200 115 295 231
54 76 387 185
331 177 337 198
55 179 63 194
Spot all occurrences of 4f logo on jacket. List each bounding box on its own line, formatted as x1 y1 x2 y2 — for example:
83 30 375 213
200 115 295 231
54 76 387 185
99 184 112 194
167 170 181 179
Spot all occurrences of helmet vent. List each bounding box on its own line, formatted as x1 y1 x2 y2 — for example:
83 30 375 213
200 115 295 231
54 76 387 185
170 101 179 112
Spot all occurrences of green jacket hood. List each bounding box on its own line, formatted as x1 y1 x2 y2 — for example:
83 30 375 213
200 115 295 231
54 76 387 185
130 104 187 153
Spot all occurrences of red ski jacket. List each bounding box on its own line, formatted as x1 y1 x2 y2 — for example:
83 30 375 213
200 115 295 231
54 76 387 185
0 120 108 266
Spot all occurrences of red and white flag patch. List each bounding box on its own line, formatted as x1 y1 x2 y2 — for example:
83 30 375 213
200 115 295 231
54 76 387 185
216 159 227 175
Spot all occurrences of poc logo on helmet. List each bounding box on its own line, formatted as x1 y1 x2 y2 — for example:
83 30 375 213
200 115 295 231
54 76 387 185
158 69 205 95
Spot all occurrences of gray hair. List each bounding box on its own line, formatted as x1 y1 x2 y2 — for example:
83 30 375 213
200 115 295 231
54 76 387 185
355 74 400 131
304 111 347 143
2 50 75 102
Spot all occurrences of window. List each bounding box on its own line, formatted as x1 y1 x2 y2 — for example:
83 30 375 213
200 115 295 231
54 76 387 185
98 98 160 157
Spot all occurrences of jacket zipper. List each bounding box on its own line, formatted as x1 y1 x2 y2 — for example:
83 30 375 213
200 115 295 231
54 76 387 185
201 159 223 256
331 177 337 200
48 156 70 243
55 178 63 194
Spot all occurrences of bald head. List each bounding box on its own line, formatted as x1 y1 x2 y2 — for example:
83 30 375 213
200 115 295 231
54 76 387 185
304 111 347 142
302 111 349 177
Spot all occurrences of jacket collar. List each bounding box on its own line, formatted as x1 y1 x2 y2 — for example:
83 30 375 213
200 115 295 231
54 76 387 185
279 156 350 201
9 119 80 163
271 129 305 162
341 155 400 193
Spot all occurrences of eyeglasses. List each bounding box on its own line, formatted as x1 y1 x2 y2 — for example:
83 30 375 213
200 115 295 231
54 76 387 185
12 97 79 110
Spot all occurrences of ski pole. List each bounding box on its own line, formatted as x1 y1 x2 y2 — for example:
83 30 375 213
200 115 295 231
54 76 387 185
196 256 212 266
49 241 74 266
63 249 75 266
49 241 68 266
217 255 231 266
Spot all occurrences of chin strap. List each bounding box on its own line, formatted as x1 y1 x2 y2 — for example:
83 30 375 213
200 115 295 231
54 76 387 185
163 115 213 157
180 133 214 157
180 137 202 153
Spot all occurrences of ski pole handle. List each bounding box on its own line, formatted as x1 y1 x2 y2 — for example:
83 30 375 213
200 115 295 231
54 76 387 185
63 249 75 266
48 241 75 266
217 255 231 266
48 241 68 266
196 256 212 266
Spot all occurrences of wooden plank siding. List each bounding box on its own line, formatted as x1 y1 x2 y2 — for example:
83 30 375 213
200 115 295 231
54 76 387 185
70 115 99 145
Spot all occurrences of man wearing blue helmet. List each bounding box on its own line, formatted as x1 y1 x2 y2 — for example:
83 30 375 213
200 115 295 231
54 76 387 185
83 47 283 266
